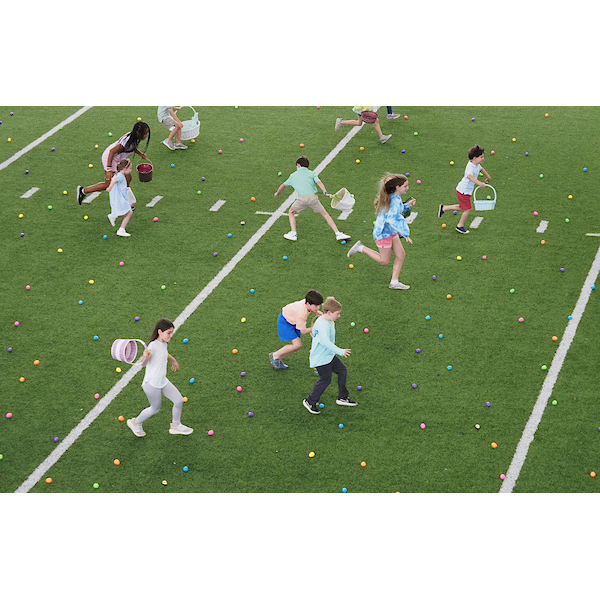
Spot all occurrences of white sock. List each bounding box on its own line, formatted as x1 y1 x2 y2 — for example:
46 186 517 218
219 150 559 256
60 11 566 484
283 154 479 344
118 227 126 233
390 279 399 284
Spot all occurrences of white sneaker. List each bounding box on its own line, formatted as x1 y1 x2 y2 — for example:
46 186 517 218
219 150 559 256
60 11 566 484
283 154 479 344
336 231 351 241
117 228 131 237
346 240 364 258
389 281 410 290
127 418 146 437
283 231 298 241
107 213 116 227
174 142 188 149
380 134 392 144
335 118 342 132
162 139 176 150
387 113 401 120
170 423 194 435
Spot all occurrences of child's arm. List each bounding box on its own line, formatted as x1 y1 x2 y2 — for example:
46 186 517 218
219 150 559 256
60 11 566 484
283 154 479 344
312 324 346 357
168 107 183 126
317 180 331 198
467 174 486 187
274 183 287 197
168 354 180 372
140 348 152 367
134 147 147 160
480 168 491 182
106 172 118 192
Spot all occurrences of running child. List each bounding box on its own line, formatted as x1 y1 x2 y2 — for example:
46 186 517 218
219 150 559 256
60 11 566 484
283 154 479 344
438 144 491 234
106 159 135 237
303 296 355 415
127 318 193 437
346 174 416 290
334 107 392 144
77 121 151 204
157 106 187 150
269 289 323 369
274 156 351 242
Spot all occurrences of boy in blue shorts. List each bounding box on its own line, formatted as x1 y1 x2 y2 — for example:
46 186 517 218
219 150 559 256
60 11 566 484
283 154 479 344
274 156 351 242
269 290 323 369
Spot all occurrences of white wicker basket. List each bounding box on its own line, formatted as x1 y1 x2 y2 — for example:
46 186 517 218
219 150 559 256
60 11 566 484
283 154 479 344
173 106 200 140
473 184 497 211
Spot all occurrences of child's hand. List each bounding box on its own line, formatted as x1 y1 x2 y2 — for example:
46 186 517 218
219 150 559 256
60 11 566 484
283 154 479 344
274 191 279 197
143 349 152 359
408 199 416 208
485 176 491 183
170 358 180 372
479 181 487 187
343 349 351 357
406 236 413 244
140 153 147 160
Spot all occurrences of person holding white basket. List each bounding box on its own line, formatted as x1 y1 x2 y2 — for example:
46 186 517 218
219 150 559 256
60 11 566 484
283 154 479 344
438 144 491 234
127 318 193 437
157 106 187 150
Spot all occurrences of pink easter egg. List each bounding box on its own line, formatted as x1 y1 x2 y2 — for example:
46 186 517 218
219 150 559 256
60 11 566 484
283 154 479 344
237 386 242 392
94 393 100 399
518 317 524 322
500 474 506 480
14 321 20 327
6 413 13 419
208 429 214 435
420 423 426 429
364 328 369 333
533 211 538 216
482 255 487 260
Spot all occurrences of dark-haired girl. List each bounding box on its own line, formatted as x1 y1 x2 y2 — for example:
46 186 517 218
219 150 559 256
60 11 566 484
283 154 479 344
77 121 151 204
127 318 193 437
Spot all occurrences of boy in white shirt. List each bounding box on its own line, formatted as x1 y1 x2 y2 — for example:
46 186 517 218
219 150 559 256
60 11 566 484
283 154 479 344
438 144 491 234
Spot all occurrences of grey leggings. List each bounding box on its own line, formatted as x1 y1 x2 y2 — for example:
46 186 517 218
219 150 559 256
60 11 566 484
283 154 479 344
137 381 184 425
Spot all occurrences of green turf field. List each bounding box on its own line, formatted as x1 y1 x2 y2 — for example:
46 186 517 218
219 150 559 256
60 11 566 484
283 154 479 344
1 105 599 493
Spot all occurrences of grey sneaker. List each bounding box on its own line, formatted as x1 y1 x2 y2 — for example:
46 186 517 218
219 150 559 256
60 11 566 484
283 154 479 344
456 226 470 234
380 134 392 144
347 240 364 258
169 423 194 435
335 118 342 132
283 231 298 241
174 142 188 149
389 281 410 290
303 399 320 414
127 418 146 437
387 113 401 120
162 138 176 150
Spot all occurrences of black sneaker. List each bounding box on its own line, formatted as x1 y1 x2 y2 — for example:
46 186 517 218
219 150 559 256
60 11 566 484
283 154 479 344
77 185 86 205
303 399 320 414
438 204 444 218
336 397 358 406
456 226 470 234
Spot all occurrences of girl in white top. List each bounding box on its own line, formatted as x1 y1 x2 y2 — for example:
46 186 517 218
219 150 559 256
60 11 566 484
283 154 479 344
106 159 134 237
127 318 193 437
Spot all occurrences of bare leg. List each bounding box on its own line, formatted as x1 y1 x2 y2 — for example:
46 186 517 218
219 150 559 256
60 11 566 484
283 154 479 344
361 245 392 266
373 118 384 138
319 210 339 233
83 170 112 194
457 209 471 228
273 337 302 360
390 237 406 280
288 209 297 233
120 210 133 230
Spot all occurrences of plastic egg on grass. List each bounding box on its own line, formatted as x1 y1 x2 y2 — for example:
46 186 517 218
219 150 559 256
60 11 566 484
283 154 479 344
363 328 369 333
208 430 214 436
118 415 125 420
420 423 426 429
361 461 366 467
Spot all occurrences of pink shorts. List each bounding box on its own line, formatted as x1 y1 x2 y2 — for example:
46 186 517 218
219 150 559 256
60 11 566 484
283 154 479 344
456 191 472 211
375 234 399 249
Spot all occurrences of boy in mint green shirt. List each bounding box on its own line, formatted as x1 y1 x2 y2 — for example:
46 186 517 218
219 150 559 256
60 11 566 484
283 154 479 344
274 156 351 243
302 297 356 415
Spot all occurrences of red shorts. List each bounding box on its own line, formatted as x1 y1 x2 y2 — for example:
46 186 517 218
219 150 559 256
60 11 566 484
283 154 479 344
456 191 472 211
375 234 399 248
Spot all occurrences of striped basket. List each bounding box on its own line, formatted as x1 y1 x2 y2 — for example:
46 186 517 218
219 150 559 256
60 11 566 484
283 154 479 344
111 338 147 365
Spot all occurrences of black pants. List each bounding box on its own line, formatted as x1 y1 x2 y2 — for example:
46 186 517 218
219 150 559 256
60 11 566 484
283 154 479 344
307 356 348 404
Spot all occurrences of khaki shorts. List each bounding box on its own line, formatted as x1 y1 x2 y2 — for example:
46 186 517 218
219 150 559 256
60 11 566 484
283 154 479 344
291 194 324 214
161 115 178 128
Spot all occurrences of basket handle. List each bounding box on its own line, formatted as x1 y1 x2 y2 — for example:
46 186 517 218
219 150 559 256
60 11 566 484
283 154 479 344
473 183 496 202
179 106 198 119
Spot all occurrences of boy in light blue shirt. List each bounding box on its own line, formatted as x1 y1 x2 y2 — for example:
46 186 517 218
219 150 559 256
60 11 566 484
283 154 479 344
303 297 356 415
274 156 351 243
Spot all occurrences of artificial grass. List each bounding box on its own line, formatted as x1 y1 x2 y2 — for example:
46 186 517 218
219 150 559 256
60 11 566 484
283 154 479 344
1 105 599 493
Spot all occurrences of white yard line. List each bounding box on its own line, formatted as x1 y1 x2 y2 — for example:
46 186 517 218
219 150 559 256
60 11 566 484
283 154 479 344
14 119 366 493
145 195 163 208
0 107 93 172
82 192 101 204
209 199 226 211
500 241 600 493
470 216 483 229
536 220 549 233
20 187 40 198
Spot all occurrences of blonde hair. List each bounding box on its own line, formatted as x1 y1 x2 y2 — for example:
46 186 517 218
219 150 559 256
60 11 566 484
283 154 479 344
322 296 342 313
374 173 408 214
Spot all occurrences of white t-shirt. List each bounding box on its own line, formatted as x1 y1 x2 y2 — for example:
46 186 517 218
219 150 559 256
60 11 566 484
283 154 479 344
142 340 169 388
456 161 482 195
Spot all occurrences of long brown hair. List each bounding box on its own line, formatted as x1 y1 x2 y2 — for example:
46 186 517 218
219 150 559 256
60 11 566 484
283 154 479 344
374 173 408 214
149 318 174 343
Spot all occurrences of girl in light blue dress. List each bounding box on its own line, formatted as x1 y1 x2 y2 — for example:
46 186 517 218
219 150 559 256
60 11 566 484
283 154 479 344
106 159 135 237
346 173 416 289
